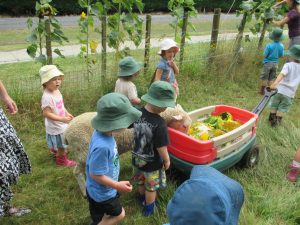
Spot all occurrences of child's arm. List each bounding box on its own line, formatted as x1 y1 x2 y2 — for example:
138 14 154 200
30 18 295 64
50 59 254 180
169 60 179 75
157 146 170 170
43 107 73 123
270 73 284 89
65 109 74 119
130 97 141 105
154 69 163 81
90 174 132 193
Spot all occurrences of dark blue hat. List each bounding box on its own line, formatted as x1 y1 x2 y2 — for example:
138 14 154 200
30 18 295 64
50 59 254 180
166 165 244 225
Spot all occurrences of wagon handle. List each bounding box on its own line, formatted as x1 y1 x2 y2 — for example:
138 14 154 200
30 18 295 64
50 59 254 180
252 87 277 115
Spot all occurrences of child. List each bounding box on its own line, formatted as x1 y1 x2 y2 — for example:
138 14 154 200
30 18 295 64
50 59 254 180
163 165 244 225
40 65 76 166
154 38 180 97
86 93 141 225
132 81 176 216
269 44 300 126
259 28 284 95
115 56 142 105
287 145 300 182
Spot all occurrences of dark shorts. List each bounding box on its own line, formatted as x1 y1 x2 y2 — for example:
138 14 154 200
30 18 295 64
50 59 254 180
260 62 278 81
87 191 122 225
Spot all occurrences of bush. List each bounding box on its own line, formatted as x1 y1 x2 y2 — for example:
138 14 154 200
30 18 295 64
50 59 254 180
0 0 246 16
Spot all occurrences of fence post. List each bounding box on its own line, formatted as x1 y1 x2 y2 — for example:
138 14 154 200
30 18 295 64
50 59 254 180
45 18 52 65
179 8 188 69
209 8 221 54
101 15 107 76
144 14 151 75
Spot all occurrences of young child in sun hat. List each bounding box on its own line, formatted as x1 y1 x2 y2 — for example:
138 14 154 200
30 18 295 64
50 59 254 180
163 165 244 225
86 92 142 225
154 38 180 98
259 27 285 95
115 56 142 106
131 81 176 217
269 44 300 126
40 65 76 167
287 144 300 182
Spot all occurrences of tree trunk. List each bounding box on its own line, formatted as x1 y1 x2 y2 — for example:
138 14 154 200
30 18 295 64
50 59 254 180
45 18 52 65
144 14 152 75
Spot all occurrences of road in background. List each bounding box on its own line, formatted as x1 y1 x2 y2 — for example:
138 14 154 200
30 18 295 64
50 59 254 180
0 13 238 30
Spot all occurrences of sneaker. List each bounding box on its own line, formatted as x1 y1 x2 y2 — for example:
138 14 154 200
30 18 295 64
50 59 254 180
287 166 299 182
56 155 77 167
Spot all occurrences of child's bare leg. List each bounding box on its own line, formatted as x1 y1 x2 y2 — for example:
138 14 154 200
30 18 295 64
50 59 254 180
293 145 300 163
145 190 156 204
98 208 125 225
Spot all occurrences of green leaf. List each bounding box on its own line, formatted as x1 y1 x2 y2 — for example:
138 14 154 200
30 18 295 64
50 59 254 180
78 0 88 8
87 15 94 28
26 32 38 43
26 44 38 58
91 2 104 16
135 0 144 13
26 17 33 29
35 54 47 65
53 48 65 58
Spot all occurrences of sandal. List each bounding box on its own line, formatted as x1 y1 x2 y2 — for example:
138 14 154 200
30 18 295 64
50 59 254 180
6 207 31 217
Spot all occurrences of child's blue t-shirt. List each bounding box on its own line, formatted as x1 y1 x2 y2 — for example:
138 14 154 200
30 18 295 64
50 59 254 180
263 41 284 63
86 130 120 202
156 57 176 84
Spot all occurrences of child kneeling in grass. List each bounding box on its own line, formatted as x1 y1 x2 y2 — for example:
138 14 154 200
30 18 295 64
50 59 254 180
86 93 142 225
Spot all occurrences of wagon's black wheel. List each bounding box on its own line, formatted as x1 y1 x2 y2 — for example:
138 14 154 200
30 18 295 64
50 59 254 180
240 144 259 168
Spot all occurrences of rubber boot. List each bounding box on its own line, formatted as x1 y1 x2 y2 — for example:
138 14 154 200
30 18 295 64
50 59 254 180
259 86 266 95
143 201 155 217
287 165 299 182
268 113 276 122
137 194 145 206
276 116 282 125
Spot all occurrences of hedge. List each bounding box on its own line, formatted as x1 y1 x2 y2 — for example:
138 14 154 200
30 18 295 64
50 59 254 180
0 0 245 16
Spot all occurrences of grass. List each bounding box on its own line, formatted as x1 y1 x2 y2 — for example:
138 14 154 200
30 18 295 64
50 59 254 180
0 15 254 51
1 38 300 225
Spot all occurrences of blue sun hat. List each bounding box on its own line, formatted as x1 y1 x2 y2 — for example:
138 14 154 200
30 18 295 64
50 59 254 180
92 93 142 132
164 165 244 225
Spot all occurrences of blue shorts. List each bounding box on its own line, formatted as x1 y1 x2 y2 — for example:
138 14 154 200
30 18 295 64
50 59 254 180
46 133 67 150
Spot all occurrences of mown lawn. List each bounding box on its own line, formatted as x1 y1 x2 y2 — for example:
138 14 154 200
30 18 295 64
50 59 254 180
0 39 300 225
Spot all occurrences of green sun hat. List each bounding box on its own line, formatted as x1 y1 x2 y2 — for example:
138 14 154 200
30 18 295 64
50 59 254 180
118 56 142 77
269 28 284 41
92 93 142 132
285 44 300 61
141 81 176 108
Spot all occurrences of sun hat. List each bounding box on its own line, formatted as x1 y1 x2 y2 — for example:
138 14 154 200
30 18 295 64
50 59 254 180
285 44 300 61
141 81 175 108
39 65 64 85
157 38 180 55
119 56 142 77
269 27 284 41
166 165 244 225
91 93 142 132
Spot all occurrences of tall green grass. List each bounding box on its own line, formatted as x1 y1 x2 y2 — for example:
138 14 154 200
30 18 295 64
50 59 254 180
1 38 300 225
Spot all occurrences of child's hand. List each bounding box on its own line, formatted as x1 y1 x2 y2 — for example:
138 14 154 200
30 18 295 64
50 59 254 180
116 181 132 193
61 115 73 123
270 84 276 90
163 160 170 170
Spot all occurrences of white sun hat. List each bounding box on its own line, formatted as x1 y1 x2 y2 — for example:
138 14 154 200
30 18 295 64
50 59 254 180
157 38 180 55
39 65 64 85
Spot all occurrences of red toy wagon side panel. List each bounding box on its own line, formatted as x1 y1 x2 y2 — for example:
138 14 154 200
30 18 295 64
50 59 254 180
167 105 259 165
167 128 217 164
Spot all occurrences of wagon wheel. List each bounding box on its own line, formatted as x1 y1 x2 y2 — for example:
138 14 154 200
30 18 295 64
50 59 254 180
240 144 259 168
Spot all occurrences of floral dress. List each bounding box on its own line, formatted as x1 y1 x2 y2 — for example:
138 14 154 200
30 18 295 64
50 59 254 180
0 108 31 216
